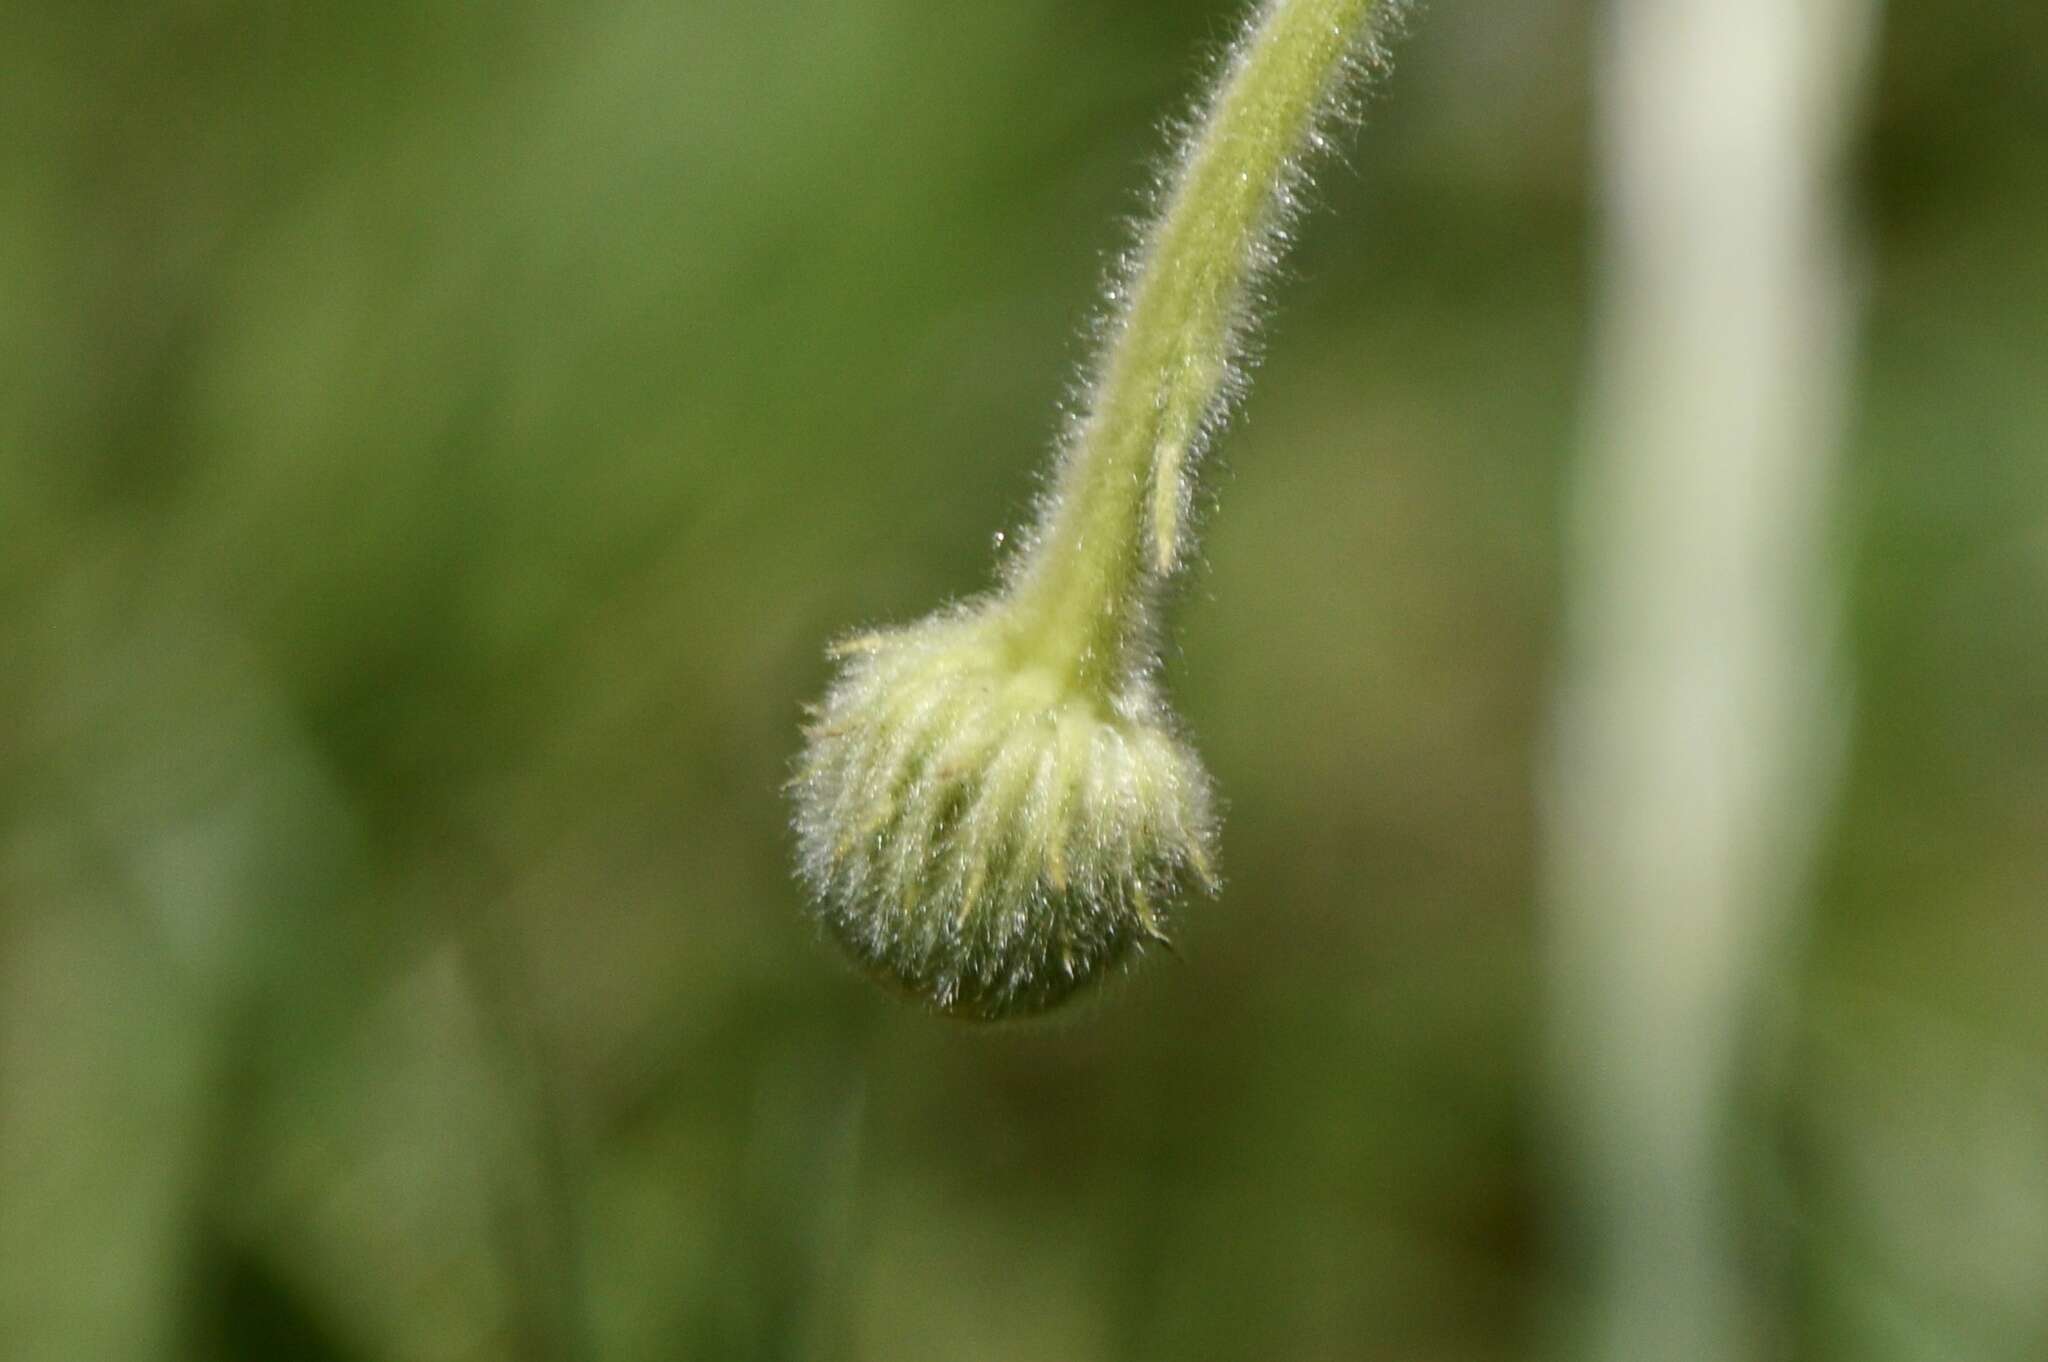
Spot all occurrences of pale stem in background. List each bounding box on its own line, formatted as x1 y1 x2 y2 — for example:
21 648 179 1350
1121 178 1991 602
1544 1 1878 1358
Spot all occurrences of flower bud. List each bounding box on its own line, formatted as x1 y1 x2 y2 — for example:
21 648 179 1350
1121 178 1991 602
791 0 1392 1018
792 607 1216 1020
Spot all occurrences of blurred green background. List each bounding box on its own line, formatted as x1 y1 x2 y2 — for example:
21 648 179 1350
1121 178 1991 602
4 2 2047 1359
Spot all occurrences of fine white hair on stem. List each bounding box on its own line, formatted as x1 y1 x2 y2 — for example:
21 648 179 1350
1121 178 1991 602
1100 0 1404 581
792 0 1403 1020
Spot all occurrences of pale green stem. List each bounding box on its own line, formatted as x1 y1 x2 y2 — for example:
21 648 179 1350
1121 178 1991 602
1004 0 1380 693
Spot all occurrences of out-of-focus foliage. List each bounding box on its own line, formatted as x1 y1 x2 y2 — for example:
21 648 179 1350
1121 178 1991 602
1 2 2044 1360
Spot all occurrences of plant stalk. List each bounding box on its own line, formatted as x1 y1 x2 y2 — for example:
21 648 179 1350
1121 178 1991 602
1004 0 1382 693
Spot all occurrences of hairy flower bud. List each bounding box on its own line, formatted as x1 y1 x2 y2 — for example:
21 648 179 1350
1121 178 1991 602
793 608 1217 1020
792 0 1396 1018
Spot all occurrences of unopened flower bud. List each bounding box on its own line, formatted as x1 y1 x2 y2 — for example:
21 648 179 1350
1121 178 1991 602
793 608 1216 1020
792 0 1395 1018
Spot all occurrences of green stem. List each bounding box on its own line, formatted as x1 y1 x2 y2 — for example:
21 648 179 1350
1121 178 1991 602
1005 0 1380 692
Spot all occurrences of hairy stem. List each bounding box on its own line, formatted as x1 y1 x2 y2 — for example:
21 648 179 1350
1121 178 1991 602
1005 0 1383 692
